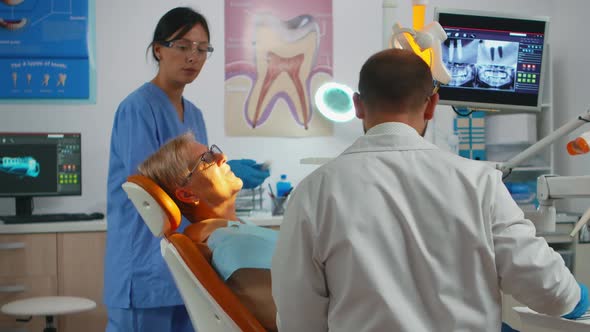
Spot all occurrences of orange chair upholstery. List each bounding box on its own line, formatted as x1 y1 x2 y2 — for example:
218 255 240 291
122 175 266 332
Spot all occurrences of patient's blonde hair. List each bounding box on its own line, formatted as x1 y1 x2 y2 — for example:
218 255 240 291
137 132 196 206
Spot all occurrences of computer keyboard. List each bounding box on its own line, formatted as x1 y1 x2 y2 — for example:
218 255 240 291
0 212 104 224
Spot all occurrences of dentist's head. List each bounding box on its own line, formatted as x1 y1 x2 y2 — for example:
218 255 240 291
353 49 439 136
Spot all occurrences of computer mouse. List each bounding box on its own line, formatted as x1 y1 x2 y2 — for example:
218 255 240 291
90 212 105 219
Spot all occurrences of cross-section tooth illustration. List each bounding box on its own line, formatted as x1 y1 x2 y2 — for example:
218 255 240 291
11 72 17 88
1 156 40 178
42 74 49 86
26 73 31 86
0 18 27 30
247 14 319 129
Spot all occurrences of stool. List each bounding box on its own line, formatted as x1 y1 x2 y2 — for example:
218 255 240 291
1 296 96 332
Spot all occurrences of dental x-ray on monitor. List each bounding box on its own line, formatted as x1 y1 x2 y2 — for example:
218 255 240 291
434 8 549 111
0 132 81 217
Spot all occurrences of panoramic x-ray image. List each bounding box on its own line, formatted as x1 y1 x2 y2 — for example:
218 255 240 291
475 40 518 90
442 38 478 87
442 38 518 90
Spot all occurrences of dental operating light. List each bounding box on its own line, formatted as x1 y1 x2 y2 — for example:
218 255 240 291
389 21 451 85
314 0 450 124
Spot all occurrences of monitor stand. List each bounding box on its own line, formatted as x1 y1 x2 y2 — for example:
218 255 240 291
15 197 33 217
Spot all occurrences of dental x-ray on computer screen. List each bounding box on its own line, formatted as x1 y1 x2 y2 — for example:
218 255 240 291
0 132 82 217
434 8 549 111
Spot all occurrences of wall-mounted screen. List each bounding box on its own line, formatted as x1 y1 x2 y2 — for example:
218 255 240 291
434 8 549 111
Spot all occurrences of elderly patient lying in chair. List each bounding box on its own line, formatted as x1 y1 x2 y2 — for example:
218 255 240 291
137 132 277 331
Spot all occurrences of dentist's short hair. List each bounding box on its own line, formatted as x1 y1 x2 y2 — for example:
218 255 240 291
358 48 433 112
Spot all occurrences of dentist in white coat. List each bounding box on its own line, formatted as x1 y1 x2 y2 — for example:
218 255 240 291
271 49 588 332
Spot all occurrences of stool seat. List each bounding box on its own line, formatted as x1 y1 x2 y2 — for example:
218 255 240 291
1 296 96 317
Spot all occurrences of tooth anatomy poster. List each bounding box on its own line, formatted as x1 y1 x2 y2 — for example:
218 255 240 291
0 0 92 100
225 0 333 137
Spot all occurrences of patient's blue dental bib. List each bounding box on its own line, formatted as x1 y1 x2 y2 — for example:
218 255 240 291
207 221 277 281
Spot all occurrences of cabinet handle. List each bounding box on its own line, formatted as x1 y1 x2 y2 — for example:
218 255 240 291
0 242 25 250
0 285 26 293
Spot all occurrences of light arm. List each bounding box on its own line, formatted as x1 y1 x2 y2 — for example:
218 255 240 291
498 109 590 173
382 0 398 49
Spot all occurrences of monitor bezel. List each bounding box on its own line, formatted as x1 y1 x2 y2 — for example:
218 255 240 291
434 7 550 112
0 132 82 198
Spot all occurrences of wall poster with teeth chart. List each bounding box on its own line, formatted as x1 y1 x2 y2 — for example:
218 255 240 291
0 0 95 102
225 0 333 136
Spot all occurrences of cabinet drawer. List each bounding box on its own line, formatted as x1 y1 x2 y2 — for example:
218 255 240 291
0 234 57 278
0 275 57 331
0 319 42 332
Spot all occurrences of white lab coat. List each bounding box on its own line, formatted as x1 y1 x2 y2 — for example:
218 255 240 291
271 122 580 332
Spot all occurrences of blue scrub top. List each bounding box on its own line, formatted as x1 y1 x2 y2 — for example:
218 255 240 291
104 82 208 308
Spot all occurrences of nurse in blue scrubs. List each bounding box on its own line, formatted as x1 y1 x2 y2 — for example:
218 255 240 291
104 7 268 332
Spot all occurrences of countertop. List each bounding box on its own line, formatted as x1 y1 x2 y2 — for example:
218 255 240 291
0 220 107 234
0 213 283 235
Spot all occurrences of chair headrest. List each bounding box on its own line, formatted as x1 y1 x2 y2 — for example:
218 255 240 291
122 174 182 237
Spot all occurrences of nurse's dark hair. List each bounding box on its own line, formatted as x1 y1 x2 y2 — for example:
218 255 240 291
147 7 211 63
357 48 433 112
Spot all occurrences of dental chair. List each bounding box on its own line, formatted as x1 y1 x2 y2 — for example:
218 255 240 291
122 175 266 332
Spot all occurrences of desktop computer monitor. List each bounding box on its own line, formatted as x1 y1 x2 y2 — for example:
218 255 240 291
0 132 81 216
434 8 549 111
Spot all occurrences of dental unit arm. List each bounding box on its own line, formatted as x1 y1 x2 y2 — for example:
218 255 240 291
497 109 590 235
